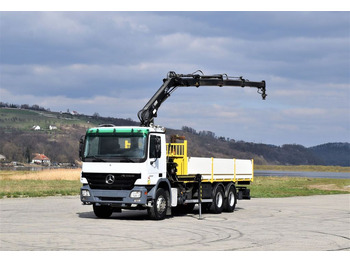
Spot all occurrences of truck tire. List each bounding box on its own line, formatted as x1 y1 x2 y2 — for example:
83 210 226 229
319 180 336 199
148 188 168 220
210 185 225 214
223 185 237 212
93 204 113 218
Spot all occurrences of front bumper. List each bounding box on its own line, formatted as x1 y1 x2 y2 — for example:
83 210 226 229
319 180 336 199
80 184 148 207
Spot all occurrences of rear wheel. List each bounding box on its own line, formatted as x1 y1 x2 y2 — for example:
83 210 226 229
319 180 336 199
93 204 113 218
148 188 168 220
223 185 237 212
210 185 224 214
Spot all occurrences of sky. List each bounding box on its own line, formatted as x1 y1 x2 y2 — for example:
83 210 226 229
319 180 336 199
0 7 349 147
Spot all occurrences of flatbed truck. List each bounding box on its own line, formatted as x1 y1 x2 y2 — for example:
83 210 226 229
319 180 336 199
79 71 266 219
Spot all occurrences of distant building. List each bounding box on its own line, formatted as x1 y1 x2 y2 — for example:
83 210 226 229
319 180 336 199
49 125 57 130
32 125 40 130
0 154 6 161
32 153 51 166
71 110 79 115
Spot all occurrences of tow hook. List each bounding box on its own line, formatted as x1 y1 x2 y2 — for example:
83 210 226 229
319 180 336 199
146 200 154 208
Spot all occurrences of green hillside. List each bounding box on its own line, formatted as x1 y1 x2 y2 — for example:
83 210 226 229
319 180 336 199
0 107 136 164
1 108 103 131
0 107 349 167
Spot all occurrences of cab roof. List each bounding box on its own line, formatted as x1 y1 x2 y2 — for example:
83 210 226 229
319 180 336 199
86 125 165 135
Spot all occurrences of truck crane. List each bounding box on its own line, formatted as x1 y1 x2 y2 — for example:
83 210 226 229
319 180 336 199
79 70 266 220
138 70 266 127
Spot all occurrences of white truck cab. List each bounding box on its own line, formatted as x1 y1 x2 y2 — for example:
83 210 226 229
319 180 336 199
80 125 172 219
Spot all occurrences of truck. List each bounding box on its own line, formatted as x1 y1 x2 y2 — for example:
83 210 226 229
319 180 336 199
79 71 267 220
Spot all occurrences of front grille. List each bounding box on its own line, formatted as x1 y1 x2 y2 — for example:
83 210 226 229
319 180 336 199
82 172 141 190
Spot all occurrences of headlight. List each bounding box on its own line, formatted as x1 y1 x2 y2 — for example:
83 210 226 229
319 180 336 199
130 191 141 198
80 177 88 184
81 189 90 197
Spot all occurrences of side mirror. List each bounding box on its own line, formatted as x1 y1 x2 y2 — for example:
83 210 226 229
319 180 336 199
79 135 85 160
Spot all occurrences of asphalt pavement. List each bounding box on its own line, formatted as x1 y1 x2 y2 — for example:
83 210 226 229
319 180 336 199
1 194 349 251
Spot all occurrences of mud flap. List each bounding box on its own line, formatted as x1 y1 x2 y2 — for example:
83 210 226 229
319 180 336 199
166 190 172 215
237 188 251 200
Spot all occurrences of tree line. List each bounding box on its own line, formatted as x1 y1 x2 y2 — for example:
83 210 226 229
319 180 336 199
0 129 81 164
180 126 349 166
0 102 51 112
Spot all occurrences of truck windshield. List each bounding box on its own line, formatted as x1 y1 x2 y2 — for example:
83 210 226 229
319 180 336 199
83 133 147 163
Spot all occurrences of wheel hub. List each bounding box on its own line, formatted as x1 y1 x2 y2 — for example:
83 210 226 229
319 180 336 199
228 191 235 206
157 196 167 214
216 192 223 208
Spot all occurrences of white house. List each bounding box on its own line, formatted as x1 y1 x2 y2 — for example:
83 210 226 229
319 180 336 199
32 153 51 166
32 125 40 130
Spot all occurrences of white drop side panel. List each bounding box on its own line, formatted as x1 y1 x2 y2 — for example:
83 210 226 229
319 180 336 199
187 157 253 181
212 158 235 180
187 157 212 175
235 159 253 179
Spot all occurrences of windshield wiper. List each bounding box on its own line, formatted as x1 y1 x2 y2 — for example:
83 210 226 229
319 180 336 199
120 157 135 163
86 156 106 162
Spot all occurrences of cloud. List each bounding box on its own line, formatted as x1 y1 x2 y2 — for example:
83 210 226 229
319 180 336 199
0 11 349 146
0 87 144 120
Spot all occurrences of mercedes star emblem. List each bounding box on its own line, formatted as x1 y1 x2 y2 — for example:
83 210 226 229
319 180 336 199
105 174 115 185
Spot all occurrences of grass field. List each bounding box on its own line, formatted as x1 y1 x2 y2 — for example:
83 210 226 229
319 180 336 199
255 165 350 173
0 168 349 199
250 176 350 198
0 169 81 198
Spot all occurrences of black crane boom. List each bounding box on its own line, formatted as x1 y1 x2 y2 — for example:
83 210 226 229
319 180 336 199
138 71 266 127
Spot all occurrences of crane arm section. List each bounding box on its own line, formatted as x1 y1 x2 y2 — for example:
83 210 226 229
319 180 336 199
138 71 267 127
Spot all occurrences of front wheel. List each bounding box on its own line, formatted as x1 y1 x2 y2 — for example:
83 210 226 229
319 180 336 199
148 188 168 220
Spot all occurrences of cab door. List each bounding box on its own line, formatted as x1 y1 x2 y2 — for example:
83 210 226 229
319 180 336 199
147 134 166 184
